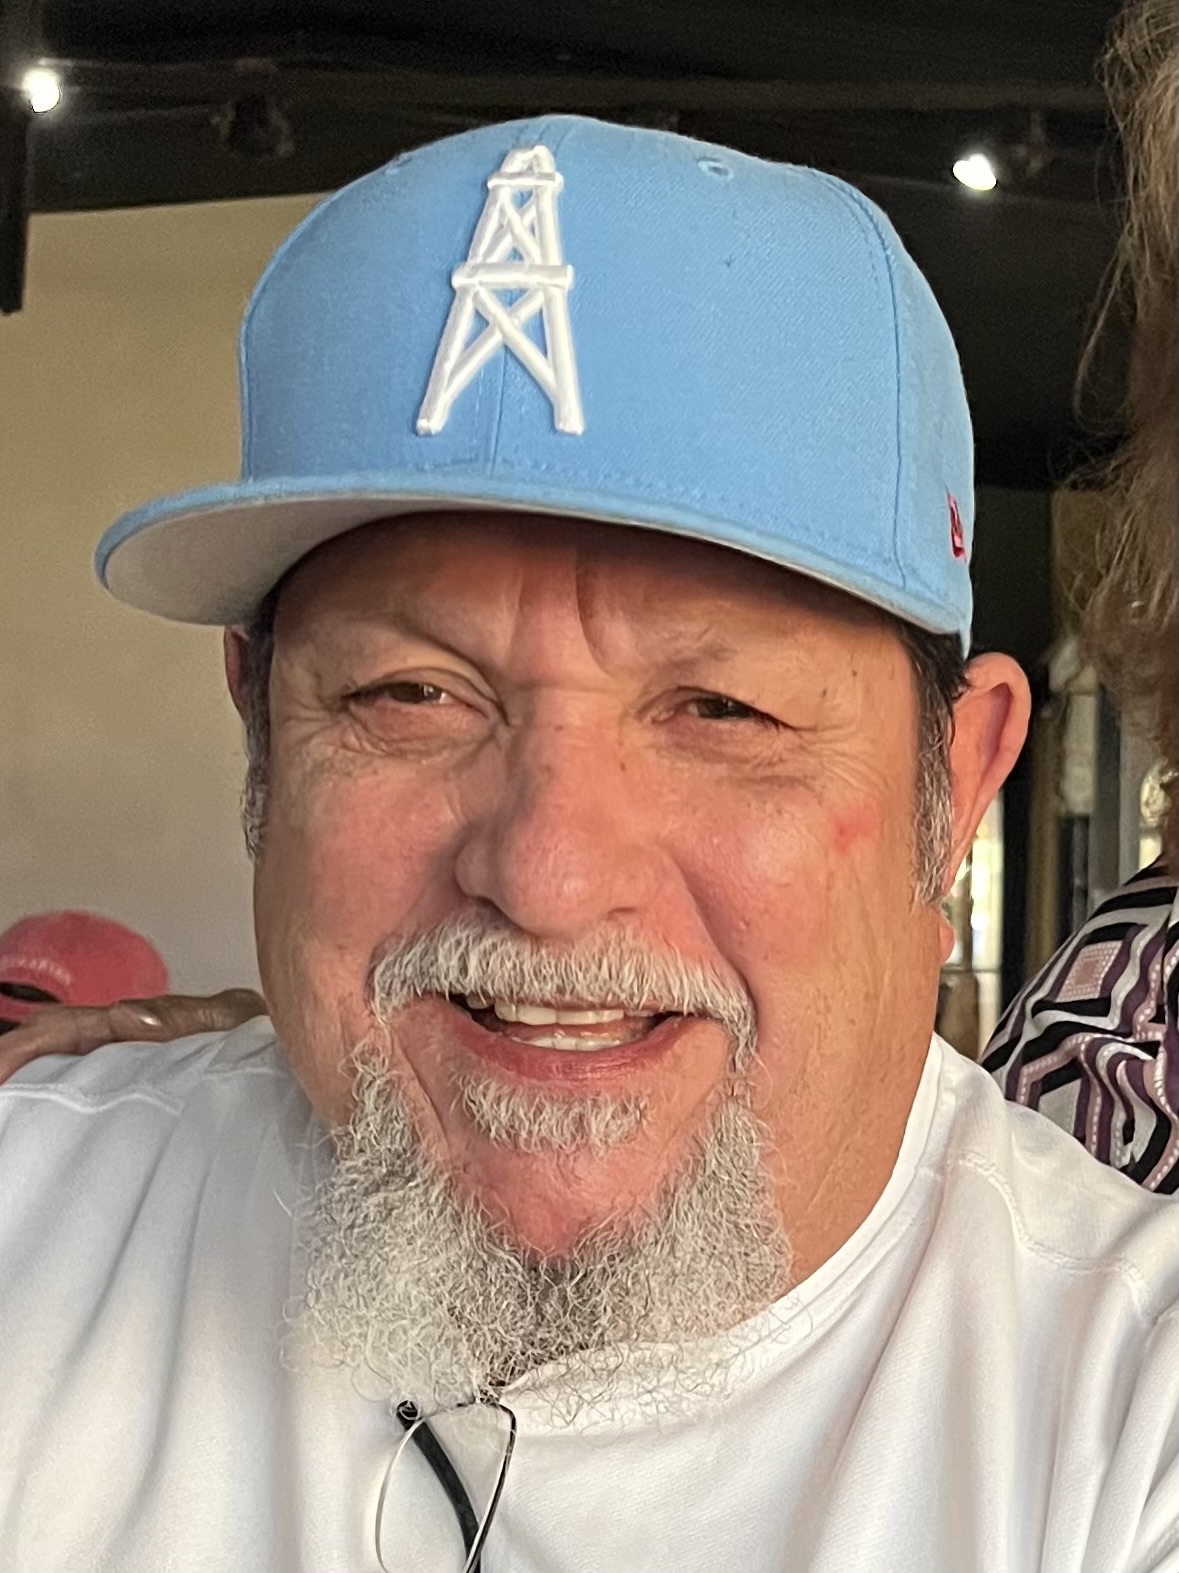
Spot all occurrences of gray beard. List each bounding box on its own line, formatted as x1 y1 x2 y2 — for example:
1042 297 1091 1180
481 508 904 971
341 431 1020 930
290 1056 794 1421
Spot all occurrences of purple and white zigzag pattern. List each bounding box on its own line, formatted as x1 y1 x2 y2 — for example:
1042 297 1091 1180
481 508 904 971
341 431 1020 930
984 861 1179 1193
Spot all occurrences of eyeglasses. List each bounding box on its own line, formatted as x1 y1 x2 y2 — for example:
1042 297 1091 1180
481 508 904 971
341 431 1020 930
375 1399 517 1573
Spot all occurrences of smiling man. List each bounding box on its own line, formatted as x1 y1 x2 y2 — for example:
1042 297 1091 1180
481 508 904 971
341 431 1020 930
0 117 1175 1573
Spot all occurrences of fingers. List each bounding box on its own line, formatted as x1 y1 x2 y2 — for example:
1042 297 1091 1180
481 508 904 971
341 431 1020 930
108 990 267 1040
0 1004 130 1087
0 990 268 1088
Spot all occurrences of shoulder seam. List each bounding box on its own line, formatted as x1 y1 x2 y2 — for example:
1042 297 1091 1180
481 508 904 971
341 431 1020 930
952 1149 1157 1315
0 1083 184 1119
199 1060 291 1083
0 1056 291 1116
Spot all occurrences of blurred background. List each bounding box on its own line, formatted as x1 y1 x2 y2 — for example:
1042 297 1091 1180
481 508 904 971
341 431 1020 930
0 1 1155 1040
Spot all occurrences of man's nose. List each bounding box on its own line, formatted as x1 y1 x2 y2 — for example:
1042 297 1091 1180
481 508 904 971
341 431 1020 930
452 724 662 942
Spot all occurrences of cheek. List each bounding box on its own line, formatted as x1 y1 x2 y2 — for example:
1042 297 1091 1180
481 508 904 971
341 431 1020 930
263 755 457 933
830 800 886 856
670 779 924 1125
673 780 906 978
823 795 917 921
254 756 461 1108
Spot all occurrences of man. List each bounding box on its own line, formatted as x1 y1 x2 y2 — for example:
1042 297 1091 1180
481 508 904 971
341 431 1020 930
0 117 1174 1572
0 910 169 1034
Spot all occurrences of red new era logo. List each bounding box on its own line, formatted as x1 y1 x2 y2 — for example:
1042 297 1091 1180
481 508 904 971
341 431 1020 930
948 493 966 559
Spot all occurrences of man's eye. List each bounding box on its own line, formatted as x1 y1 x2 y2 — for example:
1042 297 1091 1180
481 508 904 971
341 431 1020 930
351 681 451 707
684 693 775 724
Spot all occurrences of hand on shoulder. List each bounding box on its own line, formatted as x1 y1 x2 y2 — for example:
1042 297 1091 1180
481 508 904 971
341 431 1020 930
0 990 266 1087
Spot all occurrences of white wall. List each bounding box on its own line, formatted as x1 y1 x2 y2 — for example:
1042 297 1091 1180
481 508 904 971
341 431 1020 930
0 194 316 991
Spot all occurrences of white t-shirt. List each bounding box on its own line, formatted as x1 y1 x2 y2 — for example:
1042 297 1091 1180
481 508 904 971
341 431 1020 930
0 1023 1175 1573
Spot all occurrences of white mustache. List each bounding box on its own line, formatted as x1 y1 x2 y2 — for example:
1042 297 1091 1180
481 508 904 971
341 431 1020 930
367 913 758 1069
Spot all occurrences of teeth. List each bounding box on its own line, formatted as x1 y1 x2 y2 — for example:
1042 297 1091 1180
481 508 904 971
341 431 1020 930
519 1032 634 1052
500 1001 547 1025
483 999 630 1026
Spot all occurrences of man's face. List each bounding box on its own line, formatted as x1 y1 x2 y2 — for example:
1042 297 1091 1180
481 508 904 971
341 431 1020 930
250 513 949 1268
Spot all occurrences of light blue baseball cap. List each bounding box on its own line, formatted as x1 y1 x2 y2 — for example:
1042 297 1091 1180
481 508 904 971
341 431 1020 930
97 114 975 647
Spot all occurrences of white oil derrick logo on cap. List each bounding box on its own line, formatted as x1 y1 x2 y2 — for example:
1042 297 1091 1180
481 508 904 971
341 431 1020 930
416 144 584 436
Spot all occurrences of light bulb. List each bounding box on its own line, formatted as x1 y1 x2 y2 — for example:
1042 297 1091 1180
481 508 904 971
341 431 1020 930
952 151 997 192
22 67 62 114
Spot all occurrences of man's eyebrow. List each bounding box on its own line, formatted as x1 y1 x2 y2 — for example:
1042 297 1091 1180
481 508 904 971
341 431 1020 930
298 600 483 674
644 634 742 673
328 600 470 648
306 604 760 679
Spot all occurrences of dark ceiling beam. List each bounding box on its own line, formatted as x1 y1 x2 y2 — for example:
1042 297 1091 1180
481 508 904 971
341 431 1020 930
46 56 1108 117
0 94 31 312
0 0 45 313
29 99 1113 216
39 3 1120 89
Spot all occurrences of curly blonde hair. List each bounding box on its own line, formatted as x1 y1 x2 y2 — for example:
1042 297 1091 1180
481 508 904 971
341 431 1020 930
1082 0 1178 867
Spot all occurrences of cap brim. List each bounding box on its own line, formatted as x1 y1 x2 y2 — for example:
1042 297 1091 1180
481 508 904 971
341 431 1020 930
0 991 56 1027
98 472 959 637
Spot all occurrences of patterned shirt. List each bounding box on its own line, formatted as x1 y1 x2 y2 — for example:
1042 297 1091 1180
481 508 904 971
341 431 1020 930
984 860 1179 1193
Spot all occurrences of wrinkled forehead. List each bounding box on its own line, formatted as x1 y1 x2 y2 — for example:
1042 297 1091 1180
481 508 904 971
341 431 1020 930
272 510 894 657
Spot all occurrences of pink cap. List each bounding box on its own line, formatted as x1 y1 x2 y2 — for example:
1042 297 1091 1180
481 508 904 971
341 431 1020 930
0 911 169 1026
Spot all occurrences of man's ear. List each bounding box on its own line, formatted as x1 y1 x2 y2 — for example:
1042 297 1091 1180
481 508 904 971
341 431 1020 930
945 652 1031 888
223 627 250 721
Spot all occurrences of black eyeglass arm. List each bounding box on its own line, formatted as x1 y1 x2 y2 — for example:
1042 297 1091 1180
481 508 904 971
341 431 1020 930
396 1401 483 1561
464 1405 516 1570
